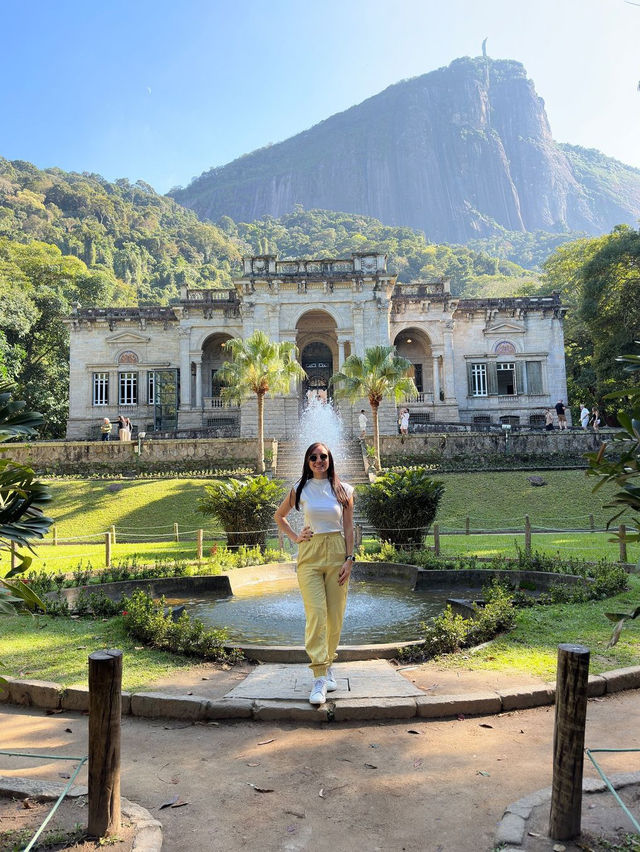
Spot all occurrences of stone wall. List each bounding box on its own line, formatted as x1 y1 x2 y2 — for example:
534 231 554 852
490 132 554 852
3 438 275 474
380 430 603 468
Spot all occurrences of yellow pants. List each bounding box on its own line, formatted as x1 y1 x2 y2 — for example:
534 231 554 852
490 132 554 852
297 532 349 678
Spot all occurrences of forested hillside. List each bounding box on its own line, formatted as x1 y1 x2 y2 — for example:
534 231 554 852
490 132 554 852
0 158 241 303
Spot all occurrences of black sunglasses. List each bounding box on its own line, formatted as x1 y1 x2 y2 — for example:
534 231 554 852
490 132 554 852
309 453 328 462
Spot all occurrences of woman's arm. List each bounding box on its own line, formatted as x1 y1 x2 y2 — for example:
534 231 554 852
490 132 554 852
338 495 355 586
274 489 312 545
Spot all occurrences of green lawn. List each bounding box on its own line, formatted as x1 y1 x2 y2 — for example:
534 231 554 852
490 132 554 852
429 532 637 563
433 469 627 531
440 575 640 680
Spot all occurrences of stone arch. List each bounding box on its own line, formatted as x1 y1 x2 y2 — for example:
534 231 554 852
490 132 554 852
296 310 338 403
201 332 234 400
393 327 433 395
117 350 139 365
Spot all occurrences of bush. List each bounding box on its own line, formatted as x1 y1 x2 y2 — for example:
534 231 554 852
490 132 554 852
356 468 444 546
121 589 242 663
198 475 285 547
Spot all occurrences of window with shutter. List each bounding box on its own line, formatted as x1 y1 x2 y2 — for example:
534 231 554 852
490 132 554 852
525 361 543 395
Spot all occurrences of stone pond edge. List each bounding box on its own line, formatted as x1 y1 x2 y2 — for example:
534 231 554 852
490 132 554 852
1 666 639 724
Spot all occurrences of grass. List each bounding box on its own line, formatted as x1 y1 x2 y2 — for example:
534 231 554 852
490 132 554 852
440 575 640 680
429 532 637 563
433 469 629 530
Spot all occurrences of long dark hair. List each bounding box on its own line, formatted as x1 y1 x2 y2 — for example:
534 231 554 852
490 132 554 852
294 442 348 510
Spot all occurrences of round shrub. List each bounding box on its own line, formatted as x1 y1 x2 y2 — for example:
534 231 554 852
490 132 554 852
198 475 285 547
356 468 444 546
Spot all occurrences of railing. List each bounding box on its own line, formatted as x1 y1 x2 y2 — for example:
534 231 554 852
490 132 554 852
404 393 434 405
203 396 239 408
183 288 236 303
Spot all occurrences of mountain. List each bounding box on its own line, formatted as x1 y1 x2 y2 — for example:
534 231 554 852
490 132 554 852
169 57 640 244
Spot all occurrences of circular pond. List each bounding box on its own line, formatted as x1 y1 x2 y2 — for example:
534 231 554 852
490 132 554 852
165 575 454 645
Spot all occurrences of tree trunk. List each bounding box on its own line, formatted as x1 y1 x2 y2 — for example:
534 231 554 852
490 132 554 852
257 392 265 473
371 402 380 471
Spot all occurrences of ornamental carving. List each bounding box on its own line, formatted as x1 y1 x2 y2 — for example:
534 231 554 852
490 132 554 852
495 340 516 355
118 350 139 364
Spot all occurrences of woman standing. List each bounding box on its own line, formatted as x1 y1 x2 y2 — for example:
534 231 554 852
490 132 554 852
275 442 355 706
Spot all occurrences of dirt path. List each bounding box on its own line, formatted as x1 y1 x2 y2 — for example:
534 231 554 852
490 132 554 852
1 690 639 851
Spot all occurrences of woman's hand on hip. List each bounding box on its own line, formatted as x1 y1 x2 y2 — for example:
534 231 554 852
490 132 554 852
338 560 352 586
296 526 314 544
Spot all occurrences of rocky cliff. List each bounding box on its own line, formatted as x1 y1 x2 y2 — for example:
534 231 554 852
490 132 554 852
170 57 640 243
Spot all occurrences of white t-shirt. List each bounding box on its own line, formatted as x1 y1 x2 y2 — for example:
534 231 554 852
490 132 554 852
580 408 589 428
296 478 354 534
400 411 410 429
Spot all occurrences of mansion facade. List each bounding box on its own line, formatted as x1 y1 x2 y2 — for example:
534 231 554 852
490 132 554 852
65 253 570 439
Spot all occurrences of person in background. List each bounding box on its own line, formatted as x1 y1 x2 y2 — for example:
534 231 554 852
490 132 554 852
274 442 354 707
399 408 410 441
590 407 601 434
358 409 367 439
555 400 568 430
100 417 112 441
544 408 554 431
119 416 131 441
579 403 590 430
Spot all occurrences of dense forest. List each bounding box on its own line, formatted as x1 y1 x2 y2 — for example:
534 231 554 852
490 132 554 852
0 157 638 435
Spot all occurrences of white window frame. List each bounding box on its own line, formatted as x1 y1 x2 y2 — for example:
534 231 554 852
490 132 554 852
119 371 138 406
147 371 155 406
92 372 109 406
471 363 487 397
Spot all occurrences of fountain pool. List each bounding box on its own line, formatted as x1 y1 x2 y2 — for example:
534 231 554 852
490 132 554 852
165 574 454 645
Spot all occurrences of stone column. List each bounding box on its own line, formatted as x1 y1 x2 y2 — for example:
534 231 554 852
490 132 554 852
195 360 202 409
432 354 441 401
178 329 191 409
352 306 365 357
442 324 456 401
337 337 349 370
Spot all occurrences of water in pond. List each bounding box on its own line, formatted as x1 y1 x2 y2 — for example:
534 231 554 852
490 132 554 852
167 576 455 645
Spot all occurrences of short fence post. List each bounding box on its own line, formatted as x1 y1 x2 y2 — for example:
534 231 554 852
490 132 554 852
53 525 58 546
619 525 627 563
589 514 595 532
174 522 179 543
197 529 203 561
465 516 470 535
524 515 531 556
105 532 111 569
355 523 363 549
110 525 116 546
433 523 440 556
88 649 122 838
549 643 590 840
10 541 17 573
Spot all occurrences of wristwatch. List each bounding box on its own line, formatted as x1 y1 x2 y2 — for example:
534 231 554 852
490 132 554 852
345 554 356 562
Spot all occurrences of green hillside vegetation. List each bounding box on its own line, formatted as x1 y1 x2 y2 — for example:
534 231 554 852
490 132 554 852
230 206 541 297
0 157 241 302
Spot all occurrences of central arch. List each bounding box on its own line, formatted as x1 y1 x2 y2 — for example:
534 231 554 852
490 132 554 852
296 310 338 405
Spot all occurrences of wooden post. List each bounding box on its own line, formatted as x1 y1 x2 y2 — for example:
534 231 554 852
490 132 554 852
433 523 440 556
589 514 595 532
174 522 179 542
619 525 627 563
197 529 203 561
53 525 58 546
110 525 116 546
105 532 111 569
549 643 590 841
88 649 122 838
524 515 531 556
10 541 17 573
465 516 470 535
354 523 363 549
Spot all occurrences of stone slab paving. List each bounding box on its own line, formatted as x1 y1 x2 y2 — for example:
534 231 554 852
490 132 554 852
225 660 423 701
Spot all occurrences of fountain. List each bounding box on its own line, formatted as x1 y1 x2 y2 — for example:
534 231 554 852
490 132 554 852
295 396 346 468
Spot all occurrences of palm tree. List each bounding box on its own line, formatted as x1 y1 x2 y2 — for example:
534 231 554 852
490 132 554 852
217 331 306 472
331 346 417 470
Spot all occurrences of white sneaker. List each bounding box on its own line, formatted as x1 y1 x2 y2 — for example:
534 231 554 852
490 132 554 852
325 667 338 692
309 678 327 705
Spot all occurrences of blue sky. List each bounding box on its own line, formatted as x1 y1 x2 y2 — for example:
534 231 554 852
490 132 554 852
2 0 639 194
